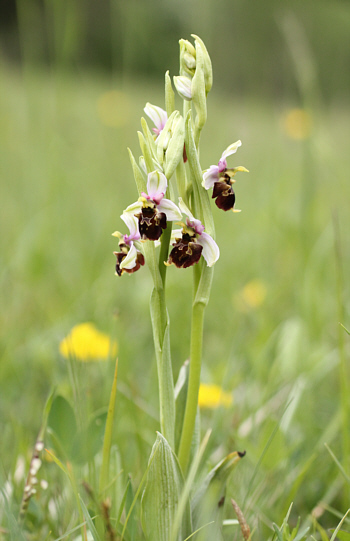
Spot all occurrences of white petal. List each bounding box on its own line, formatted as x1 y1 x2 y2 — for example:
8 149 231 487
121 212 139 239
122 201 142 216
178 197 194 220
157 198 182 221
197 232 220 267
147 170 167 202
144 103 168 132
221 140 242 160
202 165 219 189
120 244 138 270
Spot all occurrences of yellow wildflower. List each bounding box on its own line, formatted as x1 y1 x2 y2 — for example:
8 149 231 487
283 108 313 140
59 323 117 362
198 383 233 409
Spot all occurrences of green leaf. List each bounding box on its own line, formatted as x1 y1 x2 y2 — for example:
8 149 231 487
330 509 350 541
141 432 192 541
141 116 157 159
79 496 101 541
331 530 350 541
116 479 131 530
137 131 154 174
47 395 77 458
165 70 175 116
272 523 284 541
128 147 147 195
340 323 350 335
191 451 244 541
71 411 107 464
125 475 137 541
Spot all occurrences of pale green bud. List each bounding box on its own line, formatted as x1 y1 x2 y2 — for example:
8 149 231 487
156 111 185 180
192 34 213 94
191 42 207 129
179 39 196 77
173 75 192 101
165 70 175 116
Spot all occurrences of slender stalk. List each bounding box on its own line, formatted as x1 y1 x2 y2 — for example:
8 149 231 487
177 298 205 473
333 214 349 494
150 287 175 448
144 241 175 447
99 358 119 496
158 222 172 286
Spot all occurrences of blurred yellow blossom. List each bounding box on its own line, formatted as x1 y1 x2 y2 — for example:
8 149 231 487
97 90 130 127
283 108 313 140
59 323 117 362
198 383 233 409
235 279 267 312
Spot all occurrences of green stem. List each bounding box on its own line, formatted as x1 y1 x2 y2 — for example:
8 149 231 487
333 214 349 492
144 241 175 447
177 298 205 474
99 358 118 496
150 286 175 447
159 222 172 286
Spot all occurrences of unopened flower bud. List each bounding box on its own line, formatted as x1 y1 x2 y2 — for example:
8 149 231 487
192 35 212 94
179 39 196 77
173 76 192 101
156 111 185 179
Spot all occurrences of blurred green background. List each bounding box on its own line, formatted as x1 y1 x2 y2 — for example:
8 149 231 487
1 0 350 533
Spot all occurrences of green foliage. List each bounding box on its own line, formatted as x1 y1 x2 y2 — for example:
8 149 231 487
141 433 191 541
273 506 310 541
191 452 243 541
1 14 350 537
48 395 107 464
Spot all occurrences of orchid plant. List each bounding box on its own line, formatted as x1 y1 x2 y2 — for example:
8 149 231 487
113 35 249 540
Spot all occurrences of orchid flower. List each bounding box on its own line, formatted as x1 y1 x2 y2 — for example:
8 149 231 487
123 170 182 242
202 141 248 211
166 199 219 268
144 103 168 138
112 214 144 276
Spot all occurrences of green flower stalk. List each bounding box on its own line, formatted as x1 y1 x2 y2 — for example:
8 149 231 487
113 35 248 474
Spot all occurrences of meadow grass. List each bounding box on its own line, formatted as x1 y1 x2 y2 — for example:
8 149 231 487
0 60 350 539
